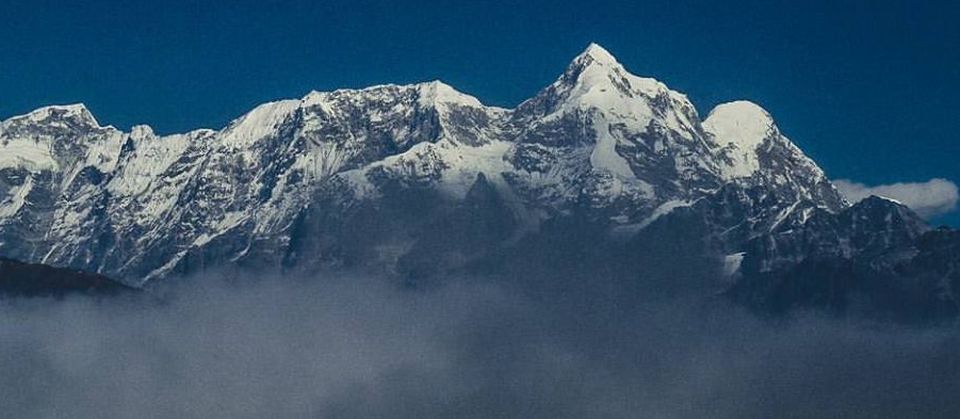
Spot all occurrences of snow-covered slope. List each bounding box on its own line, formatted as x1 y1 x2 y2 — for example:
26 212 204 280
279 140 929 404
0 44 845 284
705 100 844 209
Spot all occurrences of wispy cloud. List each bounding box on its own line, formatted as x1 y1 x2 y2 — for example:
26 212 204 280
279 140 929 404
834 178 959 218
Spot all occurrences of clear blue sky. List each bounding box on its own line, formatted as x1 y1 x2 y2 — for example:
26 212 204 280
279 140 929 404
2 0 958 222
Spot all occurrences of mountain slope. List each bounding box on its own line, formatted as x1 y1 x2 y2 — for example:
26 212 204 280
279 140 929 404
0 257 132 297
0 44 846 285
726 196 960 321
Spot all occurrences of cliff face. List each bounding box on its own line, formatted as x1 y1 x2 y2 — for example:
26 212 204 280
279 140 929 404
0 44 842 286
6 44 959 322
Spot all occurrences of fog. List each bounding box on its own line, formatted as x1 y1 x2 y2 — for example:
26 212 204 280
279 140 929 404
2 271 959 418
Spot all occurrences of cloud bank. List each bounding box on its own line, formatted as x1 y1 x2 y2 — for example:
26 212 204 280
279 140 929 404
834 178 959 218
1 271 960 418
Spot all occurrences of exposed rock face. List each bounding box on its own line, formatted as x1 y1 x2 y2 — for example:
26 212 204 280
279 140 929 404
3 43 958 322
728 197 960 321
3 43 842 285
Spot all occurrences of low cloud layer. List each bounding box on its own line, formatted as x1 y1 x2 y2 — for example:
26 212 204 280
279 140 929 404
1 272 960 418
834 178 959 218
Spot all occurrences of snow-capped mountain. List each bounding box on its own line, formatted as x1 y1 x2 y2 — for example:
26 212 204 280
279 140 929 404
0 43 852 285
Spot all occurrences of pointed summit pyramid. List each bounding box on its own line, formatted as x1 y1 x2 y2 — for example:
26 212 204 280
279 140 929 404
508 43 723 205
559 43 668 98
0 42 854 284
515 42 691 121
567 43 623 73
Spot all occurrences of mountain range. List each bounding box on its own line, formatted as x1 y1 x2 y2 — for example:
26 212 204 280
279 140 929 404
1 44 957 320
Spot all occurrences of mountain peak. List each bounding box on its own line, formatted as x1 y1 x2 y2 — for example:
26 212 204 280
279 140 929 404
845 194 931 240
552 43 675 103
858 194 909 210
4 103 101 128
301 81 484 110
416 80 484 108
706 101 775 128
0 48 856 284
703 99 840 202
130 124 155 138
704 101 777 153
577 43 620 67
44 103 89 113
563 43 625 81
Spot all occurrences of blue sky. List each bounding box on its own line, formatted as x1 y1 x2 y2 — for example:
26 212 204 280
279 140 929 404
2 0 958 222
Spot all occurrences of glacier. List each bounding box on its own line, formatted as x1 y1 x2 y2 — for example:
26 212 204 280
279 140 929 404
0 43 845 284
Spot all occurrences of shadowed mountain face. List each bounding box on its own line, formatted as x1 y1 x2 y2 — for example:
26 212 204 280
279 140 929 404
729 197 960 322
0 257 132 298
0 44 842 284
0 44 957 321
